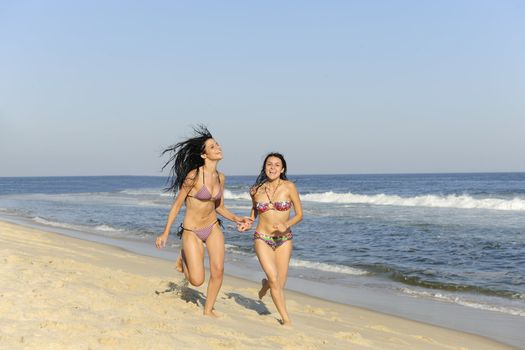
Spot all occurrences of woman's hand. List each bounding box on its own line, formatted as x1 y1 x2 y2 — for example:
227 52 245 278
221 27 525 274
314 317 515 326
236 217 253 232
273 223 289 233
236 216 253 225
156 234 168 249
237 221 252 232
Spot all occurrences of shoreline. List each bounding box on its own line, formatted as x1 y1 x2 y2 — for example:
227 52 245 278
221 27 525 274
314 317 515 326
0 219 519 349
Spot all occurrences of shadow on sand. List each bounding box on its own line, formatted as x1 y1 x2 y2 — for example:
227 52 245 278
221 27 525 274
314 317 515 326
225 292 271 315
155 280 206 307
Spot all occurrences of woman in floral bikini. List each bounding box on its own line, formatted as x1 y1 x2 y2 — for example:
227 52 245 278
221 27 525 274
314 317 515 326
240 153 303 325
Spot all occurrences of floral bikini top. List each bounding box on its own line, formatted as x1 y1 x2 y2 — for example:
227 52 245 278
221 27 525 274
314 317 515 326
255 201 292 213
254 180 292 213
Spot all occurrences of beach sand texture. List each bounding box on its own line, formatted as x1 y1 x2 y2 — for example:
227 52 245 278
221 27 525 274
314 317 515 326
0 221 516 350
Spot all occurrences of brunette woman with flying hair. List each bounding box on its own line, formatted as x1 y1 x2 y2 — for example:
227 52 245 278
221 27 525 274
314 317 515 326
156 125 251 317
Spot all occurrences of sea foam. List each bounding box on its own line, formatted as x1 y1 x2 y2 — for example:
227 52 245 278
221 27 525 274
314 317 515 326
32 217 123 235
400 287 525 317
289 258 369 275
301 192 525 211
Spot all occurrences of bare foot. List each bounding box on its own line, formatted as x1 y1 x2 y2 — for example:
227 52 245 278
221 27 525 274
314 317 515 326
203 310 220 318
175 254 183 273
280 318 292 326
258 278 269 299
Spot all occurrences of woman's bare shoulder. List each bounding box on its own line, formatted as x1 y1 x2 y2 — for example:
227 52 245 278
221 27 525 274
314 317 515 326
283 180 296 189
250 184 263 197
182 168 199 188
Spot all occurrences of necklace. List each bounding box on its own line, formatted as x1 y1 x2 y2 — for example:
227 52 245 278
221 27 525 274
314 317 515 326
265 179 281 206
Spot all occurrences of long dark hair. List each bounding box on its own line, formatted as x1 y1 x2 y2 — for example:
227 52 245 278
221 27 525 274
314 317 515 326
251 152 288 194
162 125 213 194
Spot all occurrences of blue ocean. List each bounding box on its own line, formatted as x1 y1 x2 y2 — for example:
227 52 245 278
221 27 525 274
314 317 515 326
1 173 524 327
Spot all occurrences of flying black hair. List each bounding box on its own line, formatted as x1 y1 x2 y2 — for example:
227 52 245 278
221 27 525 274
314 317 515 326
161 125 213 194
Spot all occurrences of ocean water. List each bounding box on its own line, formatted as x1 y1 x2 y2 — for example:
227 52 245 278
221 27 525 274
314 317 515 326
1 173 524 321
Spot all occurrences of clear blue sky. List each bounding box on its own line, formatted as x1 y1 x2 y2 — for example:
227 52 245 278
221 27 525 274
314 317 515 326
1 0 523 176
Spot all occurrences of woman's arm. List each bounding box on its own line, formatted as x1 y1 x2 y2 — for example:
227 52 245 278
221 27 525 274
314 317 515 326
237 188 258 232
215 173 250 224
249 186 258 222
283 182 303 229
156 171 195 248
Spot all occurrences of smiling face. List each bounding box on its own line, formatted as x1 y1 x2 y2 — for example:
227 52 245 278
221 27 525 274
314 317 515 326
202 138 223 161
264 156 284 181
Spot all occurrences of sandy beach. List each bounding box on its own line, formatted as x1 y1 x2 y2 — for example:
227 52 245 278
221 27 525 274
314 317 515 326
0 220 516 350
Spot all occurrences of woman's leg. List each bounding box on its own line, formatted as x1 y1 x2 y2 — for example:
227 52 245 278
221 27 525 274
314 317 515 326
255 240 291 325
175 253 184 273
258 277 270 299
203 226 225 317
259 240 292 297
275 240 292 290
181 231 206 286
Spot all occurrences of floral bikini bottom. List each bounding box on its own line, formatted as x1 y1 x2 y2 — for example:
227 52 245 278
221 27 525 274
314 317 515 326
253 231 293 249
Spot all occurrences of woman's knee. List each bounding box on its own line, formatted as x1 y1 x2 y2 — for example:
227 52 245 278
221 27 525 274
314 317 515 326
267 274 280 289
188 273 205 286
210 263 224 279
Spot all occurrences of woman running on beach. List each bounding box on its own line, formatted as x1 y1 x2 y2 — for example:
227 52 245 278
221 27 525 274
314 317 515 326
240 153 303 325
156 125 251 317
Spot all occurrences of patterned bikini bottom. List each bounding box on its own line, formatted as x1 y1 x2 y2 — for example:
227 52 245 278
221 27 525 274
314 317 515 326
253 231 293 249
178 219 223 242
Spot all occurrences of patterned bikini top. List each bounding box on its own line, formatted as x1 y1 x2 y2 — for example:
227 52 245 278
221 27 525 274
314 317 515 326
255 201 292 213
187 169 222 202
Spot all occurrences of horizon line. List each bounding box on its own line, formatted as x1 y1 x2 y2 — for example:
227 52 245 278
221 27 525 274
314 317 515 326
1 170 525 178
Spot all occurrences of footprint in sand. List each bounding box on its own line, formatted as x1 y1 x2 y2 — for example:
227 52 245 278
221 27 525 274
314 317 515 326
98 337 120 346
413 335 437 343
303 305 326 315
387 337 411 345
207 338 244 349
368 324 396 334
335 331 373 346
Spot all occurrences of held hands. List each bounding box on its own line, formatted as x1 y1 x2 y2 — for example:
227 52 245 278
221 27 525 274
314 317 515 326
236 216 253 232
237 221 252 232
155 234 168 249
